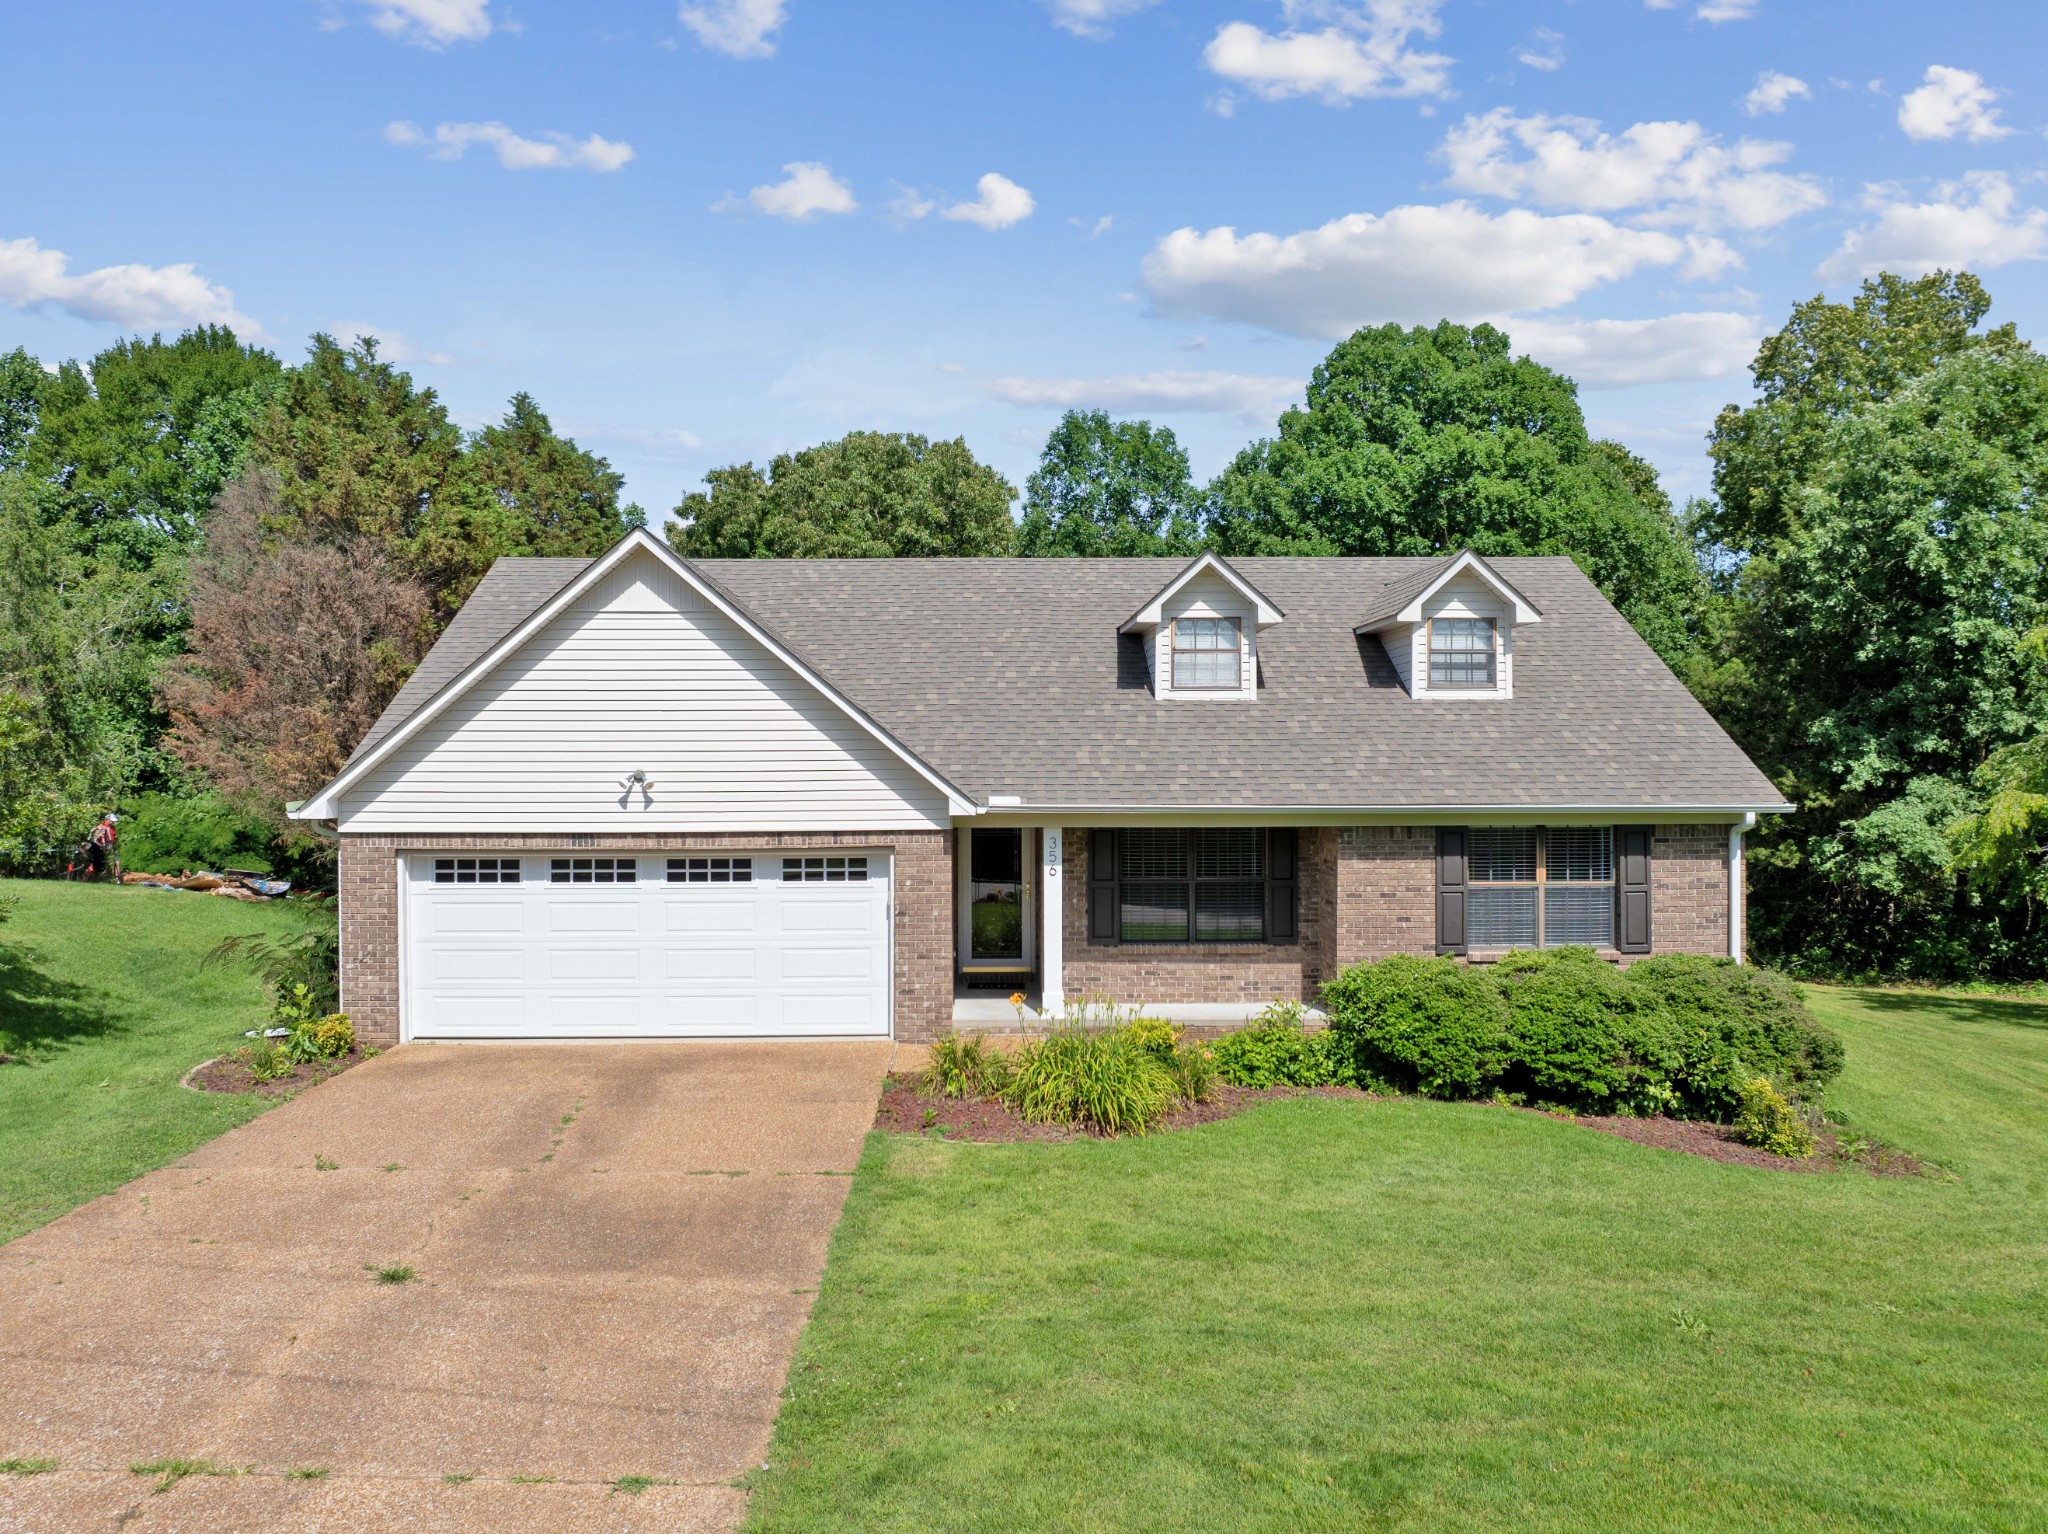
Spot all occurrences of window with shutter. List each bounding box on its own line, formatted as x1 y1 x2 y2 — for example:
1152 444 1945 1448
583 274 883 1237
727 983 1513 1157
1084 829 1296 946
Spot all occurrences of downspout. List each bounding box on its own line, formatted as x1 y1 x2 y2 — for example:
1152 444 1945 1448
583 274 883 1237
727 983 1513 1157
1728 813 1756 963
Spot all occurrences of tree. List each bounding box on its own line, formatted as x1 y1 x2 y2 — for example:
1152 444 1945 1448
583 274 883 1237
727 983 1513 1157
20 326 282 564
0 472 171 864
1016 410 1205 557
1209 321 1702 662
0 347 43 473
1732 346 2048 976
668 430 1016 558
160 473 432 815
463 392 644 558
1705 271 2021 556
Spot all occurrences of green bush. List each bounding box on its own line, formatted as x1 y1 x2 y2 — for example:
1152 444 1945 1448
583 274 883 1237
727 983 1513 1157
1320 954 1506 1098
1733 1076 1816 1157
282 1013 355 1064
1490 948 1681 1112
1623 955 1843 1117
117 792 275 875
1126 1014 1182 1060
1003 1025 1177 1135
1166 1042 1217 1104
923 1030 1013 1099
242 1040 293 1081
1209 1000 1354 1088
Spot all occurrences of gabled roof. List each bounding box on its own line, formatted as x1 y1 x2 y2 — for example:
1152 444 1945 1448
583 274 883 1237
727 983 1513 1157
322 546 1790 815
1120 551 1285 632
1353 549 1542 633
294 529 975 819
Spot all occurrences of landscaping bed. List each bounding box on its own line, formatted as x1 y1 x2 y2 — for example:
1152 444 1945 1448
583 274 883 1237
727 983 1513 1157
185 1045 367 1098
1562 1108 1926 1176
875 1073 1370 1142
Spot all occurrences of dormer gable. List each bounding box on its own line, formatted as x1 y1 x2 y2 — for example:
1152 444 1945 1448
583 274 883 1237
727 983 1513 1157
1354 550 1541 700
1120 552 1283 702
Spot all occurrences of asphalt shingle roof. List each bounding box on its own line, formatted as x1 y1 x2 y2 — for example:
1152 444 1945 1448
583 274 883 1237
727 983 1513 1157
352 553 1788 813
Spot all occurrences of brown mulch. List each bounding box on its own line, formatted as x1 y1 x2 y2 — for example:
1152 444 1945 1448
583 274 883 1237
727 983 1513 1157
873 1074 1373 1143
185 1047 367 1099
1565 1111 1927 1177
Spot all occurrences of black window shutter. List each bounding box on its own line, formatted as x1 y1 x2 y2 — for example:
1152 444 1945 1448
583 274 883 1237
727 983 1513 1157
1266 829 1299 945
1088 830 1119 944
1436 828 1468 955
1616 826 1653 953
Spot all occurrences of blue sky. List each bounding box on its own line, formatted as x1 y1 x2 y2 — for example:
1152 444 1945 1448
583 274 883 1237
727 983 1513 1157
4 1 2044 517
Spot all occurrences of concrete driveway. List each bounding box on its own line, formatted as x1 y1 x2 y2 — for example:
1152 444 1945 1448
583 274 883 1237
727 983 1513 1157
0 1040 893 1533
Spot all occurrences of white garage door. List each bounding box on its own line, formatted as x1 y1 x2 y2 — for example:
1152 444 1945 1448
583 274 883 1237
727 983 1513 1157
402 852 891 1039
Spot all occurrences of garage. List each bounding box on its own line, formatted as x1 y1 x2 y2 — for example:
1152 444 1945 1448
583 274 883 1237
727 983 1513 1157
402 851 892 1040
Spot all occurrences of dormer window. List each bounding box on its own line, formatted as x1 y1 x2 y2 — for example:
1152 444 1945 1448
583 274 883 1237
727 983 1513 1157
1354 550 1540 701
1428 618 1496 688
1173 618 1242 690
1120 552 1284 703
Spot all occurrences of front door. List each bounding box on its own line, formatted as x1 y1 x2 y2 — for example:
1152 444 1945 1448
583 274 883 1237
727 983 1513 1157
961 828 1034 975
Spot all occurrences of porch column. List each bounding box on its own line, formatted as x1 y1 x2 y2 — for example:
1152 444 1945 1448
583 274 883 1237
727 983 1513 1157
1728 813 1754 963
1040 826 1064 1011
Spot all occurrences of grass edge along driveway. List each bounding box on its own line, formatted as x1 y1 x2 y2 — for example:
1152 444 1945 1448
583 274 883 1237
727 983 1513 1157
744 986 2048 1533
0 877 306 1244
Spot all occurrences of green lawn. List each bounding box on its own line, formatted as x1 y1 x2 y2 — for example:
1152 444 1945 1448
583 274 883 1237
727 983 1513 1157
748 987 2048 1532
0 877 306 1243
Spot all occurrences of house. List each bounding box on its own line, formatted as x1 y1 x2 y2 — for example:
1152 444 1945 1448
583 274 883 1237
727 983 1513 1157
295 529 1791 1047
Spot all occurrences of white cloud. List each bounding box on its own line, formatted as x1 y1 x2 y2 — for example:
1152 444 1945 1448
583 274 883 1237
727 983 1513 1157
564 422 704 459
1644 0 1756 22
0 236 262 337
679 0 788 59
354 0 492 46
1439 109 1826 231
1511 312 1760 386
1515 27 1564 72
1820 172 2048 282
1141 202 1733 339
384 120 634 172
1047 0 1161 38
1745 70 1811 116
983 368 1302 418
1897 65 2012 143
332 322 455 366
1204 0 1454 105
885 184 937 222
941 173 1037 231
726 161 858 221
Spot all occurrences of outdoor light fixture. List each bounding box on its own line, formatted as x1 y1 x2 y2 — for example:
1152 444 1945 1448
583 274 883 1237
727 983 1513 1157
619 769 655 806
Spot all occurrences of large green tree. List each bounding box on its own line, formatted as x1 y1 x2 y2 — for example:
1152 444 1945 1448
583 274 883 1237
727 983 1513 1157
1704 271 2020 557
18 326 282 565
668 430 1016 559
463 392 645 556
1016 410 1205 557
1733 346 2048 974
1208 321 1702 662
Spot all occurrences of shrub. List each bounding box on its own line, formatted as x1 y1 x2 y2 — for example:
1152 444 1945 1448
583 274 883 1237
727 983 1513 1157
1320 954 1506 1098
1166 1042 1217 1104
923 1030 1012 1100
1209 1000 1353 1087
1126 1014 1182 1060
204 913 340 1019
1003 1025 1177 1134
243 1040 293 1081
1623 955 1843 1117
117 791 275 876
282 1012 355 1065
1733 1076 1816 1157
1489 948 1681 1112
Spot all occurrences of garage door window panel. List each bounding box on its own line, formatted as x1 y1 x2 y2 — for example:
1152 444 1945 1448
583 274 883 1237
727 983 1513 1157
550 857 638 884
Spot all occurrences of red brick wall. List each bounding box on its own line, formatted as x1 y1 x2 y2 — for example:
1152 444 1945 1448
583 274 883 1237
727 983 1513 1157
336 830 952 1047
1059 827 1334 1007
1650 823 1731 957
1049 821 1733 1007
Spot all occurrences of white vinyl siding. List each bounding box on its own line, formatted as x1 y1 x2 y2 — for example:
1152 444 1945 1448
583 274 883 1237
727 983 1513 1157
1153 570 1256 701
337 553 950 832
1404 570 1515 699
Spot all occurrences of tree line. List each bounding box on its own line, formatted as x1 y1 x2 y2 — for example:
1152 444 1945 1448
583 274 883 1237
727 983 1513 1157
4 271 2045 981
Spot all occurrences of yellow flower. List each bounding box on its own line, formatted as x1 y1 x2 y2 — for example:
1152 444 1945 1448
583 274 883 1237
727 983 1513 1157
1008 992 1026 1006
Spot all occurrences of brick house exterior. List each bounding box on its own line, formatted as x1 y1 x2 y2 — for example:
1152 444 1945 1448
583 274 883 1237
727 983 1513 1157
298 534 1786 1046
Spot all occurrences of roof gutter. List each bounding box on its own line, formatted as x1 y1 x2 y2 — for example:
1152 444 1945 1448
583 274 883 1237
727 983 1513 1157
966 801 1796 819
